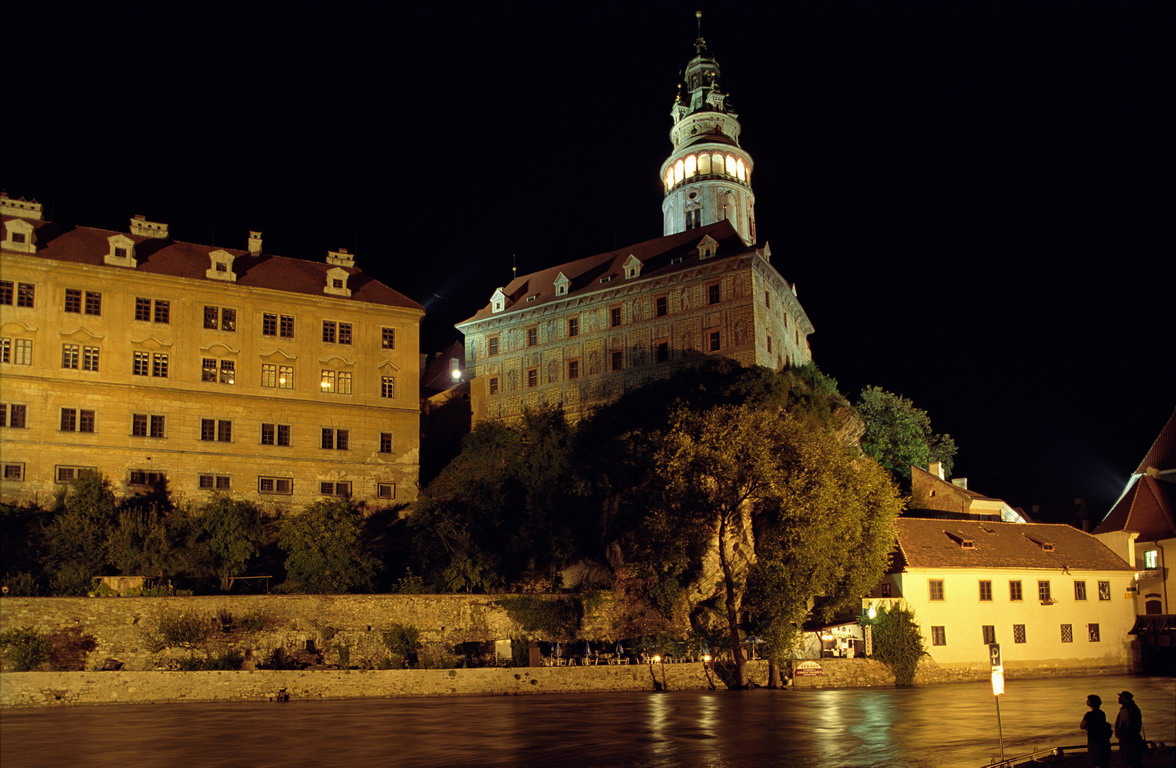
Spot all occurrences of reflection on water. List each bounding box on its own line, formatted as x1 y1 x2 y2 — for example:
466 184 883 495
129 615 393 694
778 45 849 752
1 675 1172 768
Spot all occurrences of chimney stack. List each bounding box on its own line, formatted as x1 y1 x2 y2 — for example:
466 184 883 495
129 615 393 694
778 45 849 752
248 231 263 254
929 461 945 480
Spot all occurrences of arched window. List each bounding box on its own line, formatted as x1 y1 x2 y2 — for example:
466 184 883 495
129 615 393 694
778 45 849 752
726 155 738 177
685 154 697 178
665 169 674 190
736 158 746 181
713 152 724 175
698 153 711 175
674 159 685 184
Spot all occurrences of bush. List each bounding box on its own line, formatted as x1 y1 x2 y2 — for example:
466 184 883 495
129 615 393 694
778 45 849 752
382 624 421 667
0 627 52 671
496 595 583 640
871 604 926 687
256 647 311 670
151 611 214 650
2 572 40 596
175 650 245 671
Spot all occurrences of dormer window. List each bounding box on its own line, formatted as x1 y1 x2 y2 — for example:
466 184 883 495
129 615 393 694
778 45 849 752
553 272 570 297
1026 535 1055 552
105 234 137 268
3 220 36 254
324 266 351 297
623 254 642 279
946 531 975 549
205 249 237 282
600 275 612 284
697 234 719 260
490 288 507 314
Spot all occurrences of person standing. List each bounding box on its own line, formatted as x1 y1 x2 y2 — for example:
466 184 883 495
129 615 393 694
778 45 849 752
1115 690 1145 768
1079 694 1111 768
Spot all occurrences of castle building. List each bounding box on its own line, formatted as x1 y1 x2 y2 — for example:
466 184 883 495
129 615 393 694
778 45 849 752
457 32 813 423
0 193 423 509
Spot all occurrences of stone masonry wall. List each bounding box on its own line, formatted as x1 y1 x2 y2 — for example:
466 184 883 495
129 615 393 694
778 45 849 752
790 657 1136 689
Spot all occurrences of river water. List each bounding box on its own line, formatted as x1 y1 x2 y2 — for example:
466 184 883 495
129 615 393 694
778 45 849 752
1 675 1172 768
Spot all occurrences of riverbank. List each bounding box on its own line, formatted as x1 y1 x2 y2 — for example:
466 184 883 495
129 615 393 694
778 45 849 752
0 661 771 708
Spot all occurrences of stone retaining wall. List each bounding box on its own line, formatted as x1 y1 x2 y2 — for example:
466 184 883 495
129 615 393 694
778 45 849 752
0 661 772 708
790 657 1136 689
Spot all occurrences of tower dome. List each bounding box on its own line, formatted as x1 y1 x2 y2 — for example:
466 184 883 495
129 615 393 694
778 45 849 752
660 14 756 243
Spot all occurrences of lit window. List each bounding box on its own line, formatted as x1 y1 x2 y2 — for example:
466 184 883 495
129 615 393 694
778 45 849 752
82 346 100 372
381 376 395 398
133 351 150 376
712 152 723 176
204 306 237 331
674 159 684 184
929 580 945 601
736 158 746 181
203 358 234 384
725 154 737 176
931 626 946 646
1144 550 1159 569
152 353 169 378
685 154 697 178
699 152 711 174
62 344 80 369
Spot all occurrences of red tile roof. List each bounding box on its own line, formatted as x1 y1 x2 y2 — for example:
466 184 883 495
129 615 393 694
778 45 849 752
1134 409 1176 475
1094 475 1176 540
895 518 1132 571
457 220 754 325
2 217 423 311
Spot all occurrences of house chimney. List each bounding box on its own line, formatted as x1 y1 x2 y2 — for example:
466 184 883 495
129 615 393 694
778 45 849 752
951 477 969 490
248 231 263 254
129 215 169 239
929 461 945 480
326 248 355 268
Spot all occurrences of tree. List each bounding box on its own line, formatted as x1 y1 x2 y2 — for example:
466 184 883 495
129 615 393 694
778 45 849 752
652 404 902 688
409 407 585 592
278 499 377 593
40 472 118 595
191 495 267 583
870 603 926 686
855 386 957 481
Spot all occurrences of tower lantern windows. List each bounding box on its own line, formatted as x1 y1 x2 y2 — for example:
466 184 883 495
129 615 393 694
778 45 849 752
665 169 674 190
698 153 711 174
673 159 685 184
725 155 737 177
712 152 724 176
736 158 747 181
685 155 697 178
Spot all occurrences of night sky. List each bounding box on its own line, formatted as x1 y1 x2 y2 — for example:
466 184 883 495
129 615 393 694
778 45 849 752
6 2 1172 519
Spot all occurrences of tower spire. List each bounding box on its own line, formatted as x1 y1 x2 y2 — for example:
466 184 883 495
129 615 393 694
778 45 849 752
659 14 757 243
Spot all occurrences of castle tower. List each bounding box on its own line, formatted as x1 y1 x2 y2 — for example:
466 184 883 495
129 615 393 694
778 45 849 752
660 13 756 243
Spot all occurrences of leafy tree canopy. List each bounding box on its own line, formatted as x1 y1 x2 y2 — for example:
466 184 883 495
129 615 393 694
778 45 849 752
855 385 957 481
278 499 377 593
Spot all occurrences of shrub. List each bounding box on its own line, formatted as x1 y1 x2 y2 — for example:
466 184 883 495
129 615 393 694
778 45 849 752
2 572 40 596
496 596 583 640
418 642 461 670
871 603 926 687
382 624 421 667
151 611 214 650
0 627 52 671
256 647 310 670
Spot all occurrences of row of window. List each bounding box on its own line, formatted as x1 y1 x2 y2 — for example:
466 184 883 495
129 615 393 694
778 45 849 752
0 282 398 349
0 463 396 500
930 623 1101 647
926 578 1113 602
664 151 750 191
3 342 395 397
2 407 395 453
485 335 718 395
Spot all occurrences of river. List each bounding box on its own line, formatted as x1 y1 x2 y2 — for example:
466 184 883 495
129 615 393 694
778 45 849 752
1 674 1172 767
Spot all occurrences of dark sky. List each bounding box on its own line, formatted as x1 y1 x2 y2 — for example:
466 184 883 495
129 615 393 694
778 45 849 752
7 1 1173 518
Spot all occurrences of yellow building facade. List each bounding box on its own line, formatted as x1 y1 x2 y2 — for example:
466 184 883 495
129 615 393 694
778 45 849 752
0 194 422 510
869 520 1137 673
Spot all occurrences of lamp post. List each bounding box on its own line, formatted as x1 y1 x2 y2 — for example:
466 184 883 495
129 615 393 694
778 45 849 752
701 653 715 690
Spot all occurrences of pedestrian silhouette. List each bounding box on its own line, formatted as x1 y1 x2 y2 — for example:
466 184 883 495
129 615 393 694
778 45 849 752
1115 690 1145 768
1079 694 1111 768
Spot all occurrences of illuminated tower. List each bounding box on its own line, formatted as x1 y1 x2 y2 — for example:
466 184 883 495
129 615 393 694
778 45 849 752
660 13 756 243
